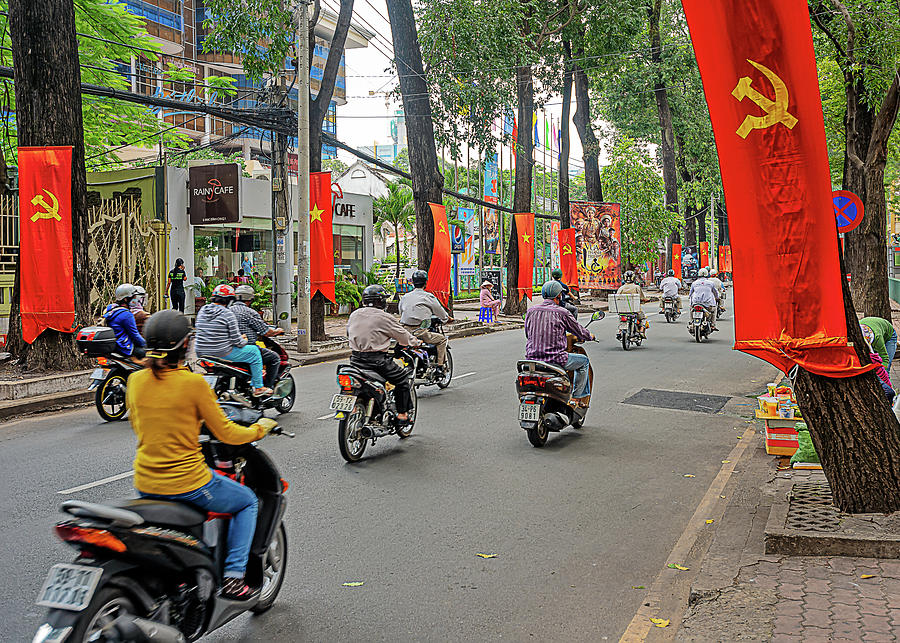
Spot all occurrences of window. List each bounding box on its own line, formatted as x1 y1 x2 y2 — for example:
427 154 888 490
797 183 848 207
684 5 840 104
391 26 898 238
121 0 183 31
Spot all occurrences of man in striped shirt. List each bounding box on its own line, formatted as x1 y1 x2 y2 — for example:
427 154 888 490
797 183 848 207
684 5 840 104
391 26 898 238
524 281 595 406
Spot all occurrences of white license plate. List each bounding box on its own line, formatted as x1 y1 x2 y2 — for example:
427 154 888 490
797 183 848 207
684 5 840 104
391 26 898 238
90 368 105 380
36 563 103 611
331 394 357 411
203 375 219 390
519 403 541 422
692 311 705 319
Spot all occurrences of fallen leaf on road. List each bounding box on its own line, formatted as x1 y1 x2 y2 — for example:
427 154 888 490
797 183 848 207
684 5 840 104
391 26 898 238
476 553 497 559
705 519 714 524
632 585 645 589
860 574 877 579
683 474 696 478
650 618 670 628
719 495 726 499
667 563 689 571
342 582 364 587
736 436 742 439
721 460 731 464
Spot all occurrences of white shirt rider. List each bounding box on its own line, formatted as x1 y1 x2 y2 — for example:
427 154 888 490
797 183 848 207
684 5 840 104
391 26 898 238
660 276 681 298
690 277 719 308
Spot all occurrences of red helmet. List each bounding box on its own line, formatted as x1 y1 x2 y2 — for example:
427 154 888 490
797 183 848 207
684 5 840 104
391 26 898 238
212 284 236 299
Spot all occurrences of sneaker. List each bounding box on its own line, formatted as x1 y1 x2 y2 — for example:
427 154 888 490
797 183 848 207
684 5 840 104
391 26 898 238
222 577 259 601
252 387 274 397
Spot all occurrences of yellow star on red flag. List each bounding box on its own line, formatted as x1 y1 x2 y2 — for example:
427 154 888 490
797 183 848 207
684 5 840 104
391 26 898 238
521 232 531 244
310 203 324 222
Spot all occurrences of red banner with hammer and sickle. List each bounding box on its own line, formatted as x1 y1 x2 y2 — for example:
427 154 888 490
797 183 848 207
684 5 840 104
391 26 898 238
19 146 76 344
682 0 872 377
515 213 535 300
310 171 335 303
557 227 579 291
426 203 452 307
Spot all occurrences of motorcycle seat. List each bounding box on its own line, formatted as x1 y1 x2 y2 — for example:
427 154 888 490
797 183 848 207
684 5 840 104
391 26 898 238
339 364 387 384
200 356 251 375
113 499 207 532
516 359 570 378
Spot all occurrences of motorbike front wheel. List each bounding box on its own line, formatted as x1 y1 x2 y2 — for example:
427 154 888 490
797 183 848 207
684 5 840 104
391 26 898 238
527 420 549 447
436 349 453 389
95 372 128 422
338 401 368 462
252 522 288 614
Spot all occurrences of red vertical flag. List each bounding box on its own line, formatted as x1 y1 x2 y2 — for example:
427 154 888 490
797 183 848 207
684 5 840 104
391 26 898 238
18 146 76 344
557 227 579 290
699 241 710 268
682 0 871 377
672 243 682 277
426 203 451 307
515 213 535 300
310 171 335 303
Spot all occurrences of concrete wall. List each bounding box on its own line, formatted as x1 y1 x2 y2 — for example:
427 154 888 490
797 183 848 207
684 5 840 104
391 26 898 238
165 167 194 313
332 191 374 271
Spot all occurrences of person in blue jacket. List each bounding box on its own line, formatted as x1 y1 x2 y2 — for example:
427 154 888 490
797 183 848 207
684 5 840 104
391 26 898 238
104 283 147 357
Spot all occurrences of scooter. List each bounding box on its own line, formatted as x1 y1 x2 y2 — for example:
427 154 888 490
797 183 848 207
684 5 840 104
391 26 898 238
331 344 419 462
688 304 712 343
31 402 294 643
662 296 681 323
616 312 644 350
76 326 144 422
516 311 604 447
412 317 453 389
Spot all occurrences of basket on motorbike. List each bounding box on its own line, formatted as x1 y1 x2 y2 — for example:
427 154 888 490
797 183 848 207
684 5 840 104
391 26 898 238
608 294 640 314
76 326 118 356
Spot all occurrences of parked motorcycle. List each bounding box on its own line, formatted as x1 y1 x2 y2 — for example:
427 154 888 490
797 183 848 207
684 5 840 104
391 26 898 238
516 311 603 447
76 326 143 422
199 335 296 414
412 317 453 389
616 312 644 350
662 296 681 323
688 304 712 343
31 402 293 643
331 344 419 462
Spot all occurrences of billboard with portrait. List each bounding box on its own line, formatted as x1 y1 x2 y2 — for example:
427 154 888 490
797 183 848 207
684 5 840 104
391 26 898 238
569 201 622 290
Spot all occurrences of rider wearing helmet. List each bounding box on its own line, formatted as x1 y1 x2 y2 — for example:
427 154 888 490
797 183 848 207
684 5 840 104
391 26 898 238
129 285 150 333
524 281 595 406
690 267 720 331
127 310 278 601
103 283 147 357
615 270 649 336
231 285 285 389
659 268 683 314
550 267 578 317
195 284 271 397
347 284 420 423
708 268 725 315
398 270 451 371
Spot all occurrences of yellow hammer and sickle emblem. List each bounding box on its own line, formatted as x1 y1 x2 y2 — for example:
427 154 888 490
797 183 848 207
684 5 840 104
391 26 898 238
30 189 61 222
563 244 572 255
439 221 447 236
731 59 798 139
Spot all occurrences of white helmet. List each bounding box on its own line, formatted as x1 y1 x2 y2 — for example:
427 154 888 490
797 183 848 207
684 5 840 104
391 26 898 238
132 285 147 307
709 269 719 277
698 268 709 278
114 283 136 302
235 285 255 302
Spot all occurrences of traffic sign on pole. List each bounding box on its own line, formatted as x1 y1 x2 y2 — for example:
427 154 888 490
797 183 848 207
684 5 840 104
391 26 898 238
832 190 864 234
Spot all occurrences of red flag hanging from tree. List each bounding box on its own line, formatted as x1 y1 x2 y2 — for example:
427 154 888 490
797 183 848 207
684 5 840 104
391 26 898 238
310 171 335 304
699 241 710 268
681 0 871 377
558 227 579 290
426 203 451 307
18 146 76 344
672 243 682 277
515 213 535 300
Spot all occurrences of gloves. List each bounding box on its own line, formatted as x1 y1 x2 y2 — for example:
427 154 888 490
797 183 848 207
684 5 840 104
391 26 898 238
255 417 279 436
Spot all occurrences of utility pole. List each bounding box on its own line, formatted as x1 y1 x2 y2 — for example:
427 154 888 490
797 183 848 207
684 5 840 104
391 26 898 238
296 0 311 352
710 191 717 270
273 127 293 331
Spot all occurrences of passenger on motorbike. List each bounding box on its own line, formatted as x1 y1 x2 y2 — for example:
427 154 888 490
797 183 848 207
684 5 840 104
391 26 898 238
708 269 726 314
129 285 150 333
550 268 579 317
195 284 272 397
232 285 285 389
659 269 682 313
398 270 451 371
616 270 649 336
126 310 278 601
347 285 420 423
103 283 147 358
524 281 595 407
690 267 720 331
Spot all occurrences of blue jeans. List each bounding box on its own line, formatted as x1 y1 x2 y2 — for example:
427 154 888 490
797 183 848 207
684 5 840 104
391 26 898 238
885 330 897 373
140 472 258 578
565 352 591 398
225 344 264 388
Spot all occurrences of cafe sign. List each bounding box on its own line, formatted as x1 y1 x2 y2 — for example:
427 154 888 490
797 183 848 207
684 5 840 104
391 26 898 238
189 164 240 225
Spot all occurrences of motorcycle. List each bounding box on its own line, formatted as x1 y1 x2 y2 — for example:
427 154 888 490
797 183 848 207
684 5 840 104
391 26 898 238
331 344 419 462
688 304 712 343
516 311 603 447
199 335 296 414
76 326 143 422
412 317 453 389
717 290 727 319
662 296 681 323
31 402 294 643
616 312 644 350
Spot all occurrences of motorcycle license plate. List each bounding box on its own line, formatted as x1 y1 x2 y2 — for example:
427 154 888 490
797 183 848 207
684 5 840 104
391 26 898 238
331 394 357 412
88 368 106 391
519 403 541 422
35 563 103 611
692 311 705 319
203 375 219 390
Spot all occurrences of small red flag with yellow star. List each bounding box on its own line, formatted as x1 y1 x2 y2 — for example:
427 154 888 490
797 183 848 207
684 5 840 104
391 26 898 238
310 171 335 303
515 212 535 301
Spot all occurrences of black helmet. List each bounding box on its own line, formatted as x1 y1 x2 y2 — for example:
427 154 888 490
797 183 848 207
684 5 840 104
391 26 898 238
551 268 563 280
362 284 388 309
411 270 428 288
624 270 636 283
143 310 192 357
667 269 675 277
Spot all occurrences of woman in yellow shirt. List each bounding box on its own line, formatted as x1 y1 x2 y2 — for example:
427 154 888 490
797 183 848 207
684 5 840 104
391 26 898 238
126 310 277 601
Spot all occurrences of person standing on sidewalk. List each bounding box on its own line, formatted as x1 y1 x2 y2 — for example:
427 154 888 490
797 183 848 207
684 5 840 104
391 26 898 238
479 280 501 321
166 258 187 312
398 270 451 372
860 316 898 372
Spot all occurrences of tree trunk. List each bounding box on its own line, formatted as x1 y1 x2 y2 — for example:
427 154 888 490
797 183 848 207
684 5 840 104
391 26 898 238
559 41 573 229
385 0 444 272
503 63 534 316
7 0 90 371
394 222 400 278
793 251 900 513
572 42 602 202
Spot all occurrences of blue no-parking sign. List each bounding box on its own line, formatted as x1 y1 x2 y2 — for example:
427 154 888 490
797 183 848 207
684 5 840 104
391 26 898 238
832 190 864 233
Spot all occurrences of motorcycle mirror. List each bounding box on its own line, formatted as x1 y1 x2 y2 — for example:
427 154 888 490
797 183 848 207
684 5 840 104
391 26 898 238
587 310 605 325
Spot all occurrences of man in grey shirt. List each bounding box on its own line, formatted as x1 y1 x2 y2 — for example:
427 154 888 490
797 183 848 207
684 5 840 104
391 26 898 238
398 270 451 370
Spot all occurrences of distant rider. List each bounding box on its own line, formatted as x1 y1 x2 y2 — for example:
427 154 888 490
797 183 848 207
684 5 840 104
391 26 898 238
524 281 595 407
689 267 720 331
127 310 278 601
398 270 451 373
104 283 147 358
658 269 682 314
550 267 578 317
232 285 285 389
616 270 649 336
347 285 420 424
709 269 725 315
195 284 271 397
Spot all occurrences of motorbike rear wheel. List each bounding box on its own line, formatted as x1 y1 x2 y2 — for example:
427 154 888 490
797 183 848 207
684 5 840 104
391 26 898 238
396 386 417 438
527 420 549 447
338 401 368 462
66 586 137 643
665 311 674 323
621 330 631 351
95 372 128 422
252 522 288 614
695 325 703 343
436 349 453 389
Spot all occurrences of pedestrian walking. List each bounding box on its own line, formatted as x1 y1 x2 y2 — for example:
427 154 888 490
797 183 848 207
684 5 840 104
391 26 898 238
860 316 898 372
166 258 187 312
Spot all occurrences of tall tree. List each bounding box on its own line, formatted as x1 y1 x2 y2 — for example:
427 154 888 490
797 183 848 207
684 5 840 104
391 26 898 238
7 0 90 370
373 181 414 278
571 40 603 202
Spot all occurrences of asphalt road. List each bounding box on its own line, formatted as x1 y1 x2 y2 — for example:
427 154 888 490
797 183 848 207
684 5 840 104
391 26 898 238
0 303 776 642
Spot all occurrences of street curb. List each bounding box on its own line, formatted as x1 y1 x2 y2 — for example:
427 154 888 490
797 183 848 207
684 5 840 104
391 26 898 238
0 389 92 421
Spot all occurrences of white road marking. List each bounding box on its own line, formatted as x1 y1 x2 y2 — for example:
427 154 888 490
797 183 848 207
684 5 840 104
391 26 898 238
456 372 477 379
317 413 335 420
58 471 134 495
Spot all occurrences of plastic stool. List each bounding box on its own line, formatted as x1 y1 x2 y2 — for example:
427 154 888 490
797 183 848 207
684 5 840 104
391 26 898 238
479 307 494 323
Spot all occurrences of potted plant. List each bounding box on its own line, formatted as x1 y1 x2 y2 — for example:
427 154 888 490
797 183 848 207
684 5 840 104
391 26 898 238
334 278 362 314
188 277 225 310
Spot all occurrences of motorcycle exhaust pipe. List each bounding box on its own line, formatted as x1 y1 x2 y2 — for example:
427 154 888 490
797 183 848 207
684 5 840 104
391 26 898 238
106 616 186 642
360 425 374 438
